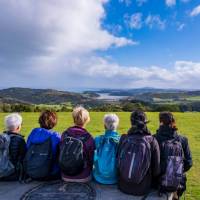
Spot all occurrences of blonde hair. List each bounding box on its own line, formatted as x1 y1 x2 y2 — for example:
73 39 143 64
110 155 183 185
72 106 90 127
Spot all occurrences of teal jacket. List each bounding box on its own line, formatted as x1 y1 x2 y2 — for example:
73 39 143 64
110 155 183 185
93 130 120 184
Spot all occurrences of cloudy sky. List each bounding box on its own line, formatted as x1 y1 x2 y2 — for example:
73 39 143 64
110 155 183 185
0 0 200 90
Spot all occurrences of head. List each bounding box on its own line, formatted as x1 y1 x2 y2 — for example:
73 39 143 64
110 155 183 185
72 106 90 127
130 110 148 129
159 112 177 129
39 110 57 130
5 113 22 133
104 113 119 131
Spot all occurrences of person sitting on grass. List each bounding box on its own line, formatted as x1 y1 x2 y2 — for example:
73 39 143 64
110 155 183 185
25 110 61 180
93 113 120 185
117 110 160 196
59 106 95 183
154 112 193 200
0 113 26 181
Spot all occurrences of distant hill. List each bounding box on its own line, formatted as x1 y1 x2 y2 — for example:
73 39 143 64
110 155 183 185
0 87 200 106
0 88 91 104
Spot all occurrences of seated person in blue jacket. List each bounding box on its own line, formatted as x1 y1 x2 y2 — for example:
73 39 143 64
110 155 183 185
0 113 26 181
25 110 61 180
93 113 120 184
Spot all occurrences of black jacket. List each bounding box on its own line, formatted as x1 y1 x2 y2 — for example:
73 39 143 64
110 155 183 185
154 126 193 172
3 131 26 180
118 127 160 196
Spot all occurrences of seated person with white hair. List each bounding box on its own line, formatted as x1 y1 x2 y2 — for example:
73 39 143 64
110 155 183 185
93 113 120 184
0 113 26 181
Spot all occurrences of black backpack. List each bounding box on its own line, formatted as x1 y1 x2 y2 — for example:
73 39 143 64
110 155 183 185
24 138 53 179
160 137 184 192
118 135 152 184
59 135 89 176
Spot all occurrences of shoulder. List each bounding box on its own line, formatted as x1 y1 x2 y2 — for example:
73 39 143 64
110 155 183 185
50 130 61 140
9 133 25 145
177 134 189 147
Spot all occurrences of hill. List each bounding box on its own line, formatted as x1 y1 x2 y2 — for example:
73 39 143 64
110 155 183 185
0 87 91 104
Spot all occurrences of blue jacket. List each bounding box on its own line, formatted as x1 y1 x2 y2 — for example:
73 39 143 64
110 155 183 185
27 128 61 176
93 130 120 184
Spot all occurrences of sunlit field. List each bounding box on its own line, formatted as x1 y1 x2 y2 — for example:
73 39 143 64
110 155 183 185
0 112 199 199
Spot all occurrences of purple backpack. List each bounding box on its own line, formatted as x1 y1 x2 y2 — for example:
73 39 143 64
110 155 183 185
118 135 152 184
160 138 184 192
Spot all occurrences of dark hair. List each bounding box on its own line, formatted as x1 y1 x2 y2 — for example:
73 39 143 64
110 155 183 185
39 110 57 130
130 110 148 129
159 112 177 130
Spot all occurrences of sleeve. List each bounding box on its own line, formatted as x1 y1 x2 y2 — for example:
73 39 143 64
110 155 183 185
116 134 126 159
151 137 161 177
181 137 193 172
18 138 27 162
52 132 61 158
26 133 32 148
86 135 95 169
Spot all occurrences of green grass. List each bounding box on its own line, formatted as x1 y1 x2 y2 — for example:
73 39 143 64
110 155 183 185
0 112 199 199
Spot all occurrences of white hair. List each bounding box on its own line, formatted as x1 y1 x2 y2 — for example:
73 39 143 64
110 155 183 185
104 114 119 131
5 113 22 131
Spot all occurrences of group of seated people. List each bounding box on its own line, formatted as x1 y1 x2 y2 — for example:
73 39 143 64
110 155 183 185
0 107 193 200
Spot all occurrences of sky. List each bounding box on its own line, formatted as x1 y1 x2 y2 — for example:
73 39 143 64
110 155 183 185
0 0 200 90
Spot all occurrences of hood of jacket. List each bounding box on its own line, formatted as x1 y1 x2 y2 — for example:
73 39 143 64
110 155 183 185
29 127 58 144
104 130 120 140
156 125 178 142
127 125 151 136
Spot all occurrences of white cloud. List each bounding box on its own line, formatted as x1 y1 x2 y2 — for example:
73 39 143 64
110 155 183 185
166 0 176 7
145 15 166 30
177 23 185 31
190 5 200 17
136 0 148 6
0 0 199 90
119 0 132 6
0 0 134 62
129 13 143 29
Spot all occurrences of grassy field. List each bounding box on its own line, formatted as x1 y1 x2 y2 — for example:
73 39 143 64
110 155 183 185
0 112 199 199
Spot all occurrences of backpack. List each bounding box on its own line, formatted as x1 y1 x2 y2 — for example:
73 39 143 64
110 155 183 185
160 137 184 192
118 135 152 184
94 136 118 179
0 133 15 178
59 134 89 176
24 138 53 179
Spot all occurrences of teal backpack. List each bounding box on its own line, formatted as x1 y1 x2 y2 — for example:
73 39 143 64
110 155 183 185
94 135 119 184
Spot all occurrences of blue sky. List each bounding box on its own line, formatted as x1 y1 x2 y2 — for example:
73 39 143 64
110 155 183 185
100 0 200 67
0 0 200 90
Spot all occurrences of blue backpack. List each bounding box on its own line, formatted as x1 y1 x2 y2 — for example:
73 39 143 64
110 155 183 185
94 136 118 183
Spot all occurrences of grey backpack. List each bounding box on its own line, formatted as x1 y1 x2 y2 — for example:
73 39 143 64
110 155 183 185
0 133 15 178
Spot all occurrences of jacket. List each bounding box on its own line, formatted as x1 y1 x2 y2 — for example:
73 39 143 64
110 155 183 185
2 131 26 181
61 126 95 182
118 127 160 196
93 130 120 184
154 125 193 173
27 128 61 176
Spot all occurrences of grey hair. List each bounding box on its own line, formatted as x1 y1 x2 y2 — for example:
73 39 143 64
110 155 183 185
104 114 119 131
5 113 22 131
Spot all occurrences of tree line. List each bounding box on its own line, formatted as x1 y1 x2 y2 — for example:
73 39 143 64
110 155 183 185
0 101 200 112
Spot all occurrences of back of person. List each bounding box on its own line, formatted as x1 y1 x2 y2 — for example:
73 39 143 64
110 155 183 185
60 106 95 183
24 111 60 180
93 114 120 184
154 112 192 199
0 113 26 181
117 111 160 196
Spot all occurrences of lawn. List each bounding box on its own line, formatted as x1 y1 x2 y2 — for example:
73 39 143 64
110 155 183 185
0 112 199 199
